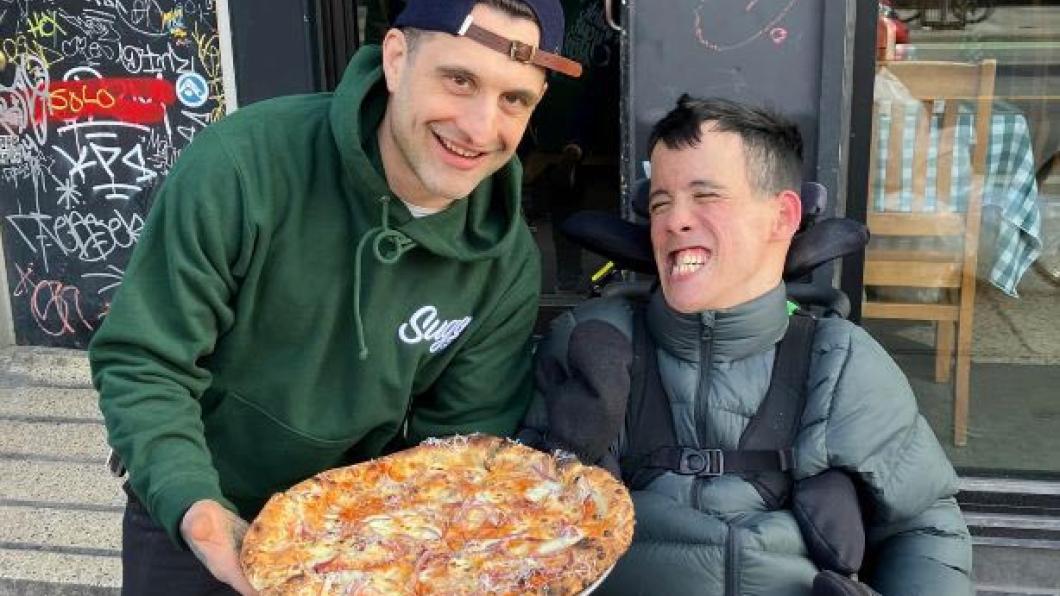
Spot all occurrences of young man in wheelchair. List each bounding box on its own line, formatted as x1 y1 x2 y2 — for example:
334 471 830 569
520 95 972 595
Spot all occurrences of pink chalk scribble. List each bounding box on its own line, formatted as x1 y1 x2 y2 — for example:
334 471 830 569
694 0 798 52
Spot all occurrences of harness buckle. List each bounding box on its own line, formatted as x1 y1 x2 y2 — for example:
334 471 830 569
677 448 724 476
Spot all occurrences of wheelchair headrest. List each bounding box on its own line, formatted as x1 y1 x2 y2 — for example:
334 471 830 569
560 181 868 281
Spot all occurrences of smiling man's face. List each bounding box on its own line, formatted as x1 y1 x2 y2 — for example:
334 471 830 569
648 123 799 313
379 4 547 210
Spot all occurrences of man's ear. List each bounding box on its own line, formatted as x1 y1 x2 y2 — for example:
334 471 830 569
772 189 803 241
381 29 409 93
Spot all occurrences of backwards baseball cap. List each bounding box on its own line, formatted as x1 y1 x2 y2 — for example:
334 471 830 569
393 0 583 78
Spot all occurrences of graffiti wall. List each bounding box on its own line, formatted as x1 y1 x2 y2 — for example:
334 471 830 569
0 0 226 348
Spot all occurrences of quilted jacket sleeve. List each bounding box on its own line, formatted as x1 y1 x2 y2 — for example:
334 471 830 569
812 321 973 596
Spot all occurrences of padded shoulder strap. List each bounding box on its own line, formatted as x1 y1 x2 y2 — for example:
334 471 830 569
619 306 676 490
739 311 817 508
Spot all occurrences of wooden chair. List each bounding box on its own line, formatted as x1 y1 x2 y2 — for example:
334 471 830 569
863 60 997 447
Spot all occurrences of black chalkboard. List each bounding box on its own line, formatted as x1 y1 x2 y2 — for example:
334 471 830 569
625 0 826 188
1 0 226 348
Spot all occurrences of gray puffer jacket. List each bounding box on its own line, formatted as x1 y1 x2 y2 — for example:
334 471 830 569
522 284 972 596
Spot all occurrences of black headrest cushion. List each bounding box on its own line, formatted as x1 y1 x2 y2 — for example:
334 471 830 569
559 212 655 274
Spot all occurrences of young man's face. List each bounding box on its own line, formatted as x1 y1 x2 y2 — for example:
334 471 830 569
380 4 547 209
648 124 800 313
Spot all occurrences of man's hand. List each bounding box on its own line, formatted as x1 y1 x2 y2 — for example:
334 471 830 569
180 499 258 595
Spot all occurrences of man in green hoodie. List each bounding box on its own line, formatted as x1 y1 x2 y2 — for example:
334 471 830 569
89 1 582 593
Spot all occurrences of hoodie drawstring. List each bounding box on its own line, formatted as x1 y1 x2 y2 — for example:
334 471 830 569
354 196 416 360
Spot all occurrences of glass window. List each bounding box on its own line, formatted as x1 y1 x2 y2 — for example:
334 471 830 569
867 1 1060 476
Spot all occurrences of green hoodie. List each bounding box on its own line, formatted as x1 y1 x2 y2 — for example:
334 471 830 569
90 46 541 544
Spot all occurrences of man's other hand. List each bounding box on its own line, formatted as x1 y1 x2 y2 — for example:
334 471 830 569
180 499 258 595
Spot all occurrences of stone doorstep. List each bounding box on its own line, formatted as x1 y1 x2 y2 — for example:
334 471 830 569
0 579 118 596
0 547 120 589
0 386 103 420
0 464 121 594
976 589 1060 596
0 347 92 390
0 421 109 460
0 362 121 596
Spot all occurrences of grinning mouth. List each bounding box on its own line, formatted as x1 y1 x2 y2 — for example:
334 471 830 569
668 247 712 278
434 132 484 159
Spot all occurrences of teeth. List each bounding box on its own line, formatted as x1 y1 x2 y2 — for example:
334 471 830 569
671 249 708 277
671 262 704 276
438 135 481 158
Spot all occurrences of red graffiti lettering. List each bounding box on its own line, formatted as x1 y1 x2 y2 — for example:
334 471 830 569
48 78 176 124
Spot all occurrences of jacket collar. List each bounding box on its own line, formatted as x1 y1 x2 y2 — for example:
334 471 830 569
646 283 789 363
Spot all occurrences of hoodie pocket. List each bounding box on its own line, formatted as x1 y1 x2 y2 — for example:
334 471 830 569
202 390 356 507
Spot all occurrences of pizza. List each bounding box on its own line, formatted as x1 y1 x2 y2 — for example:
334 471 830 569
240 434 635 595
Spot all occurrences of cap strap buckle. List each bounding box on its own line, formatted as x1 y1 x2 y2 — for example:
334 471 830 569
509 40 537 64
459 19 583 78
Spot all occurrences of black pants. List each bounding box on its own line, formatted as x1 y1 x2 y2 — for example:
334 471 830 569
122 487 238 596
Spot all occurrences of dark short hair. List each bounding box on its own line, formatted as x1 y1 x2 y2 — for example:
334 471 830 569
647 95 803 196
403 0 541 53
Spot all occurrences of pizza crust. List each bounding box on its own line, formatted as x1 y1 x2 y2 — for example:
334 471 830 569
241 434 634 595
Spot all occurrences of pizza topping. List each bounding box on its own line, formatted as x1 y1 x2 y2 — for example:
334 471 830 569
536 527 585 555
587 484 610 519
319 571 365 593
526 480 564 502
531 459 560 482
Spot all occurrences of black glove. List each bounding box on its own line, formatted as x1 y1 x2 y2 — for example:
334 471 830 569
792 469 866 575
535 320 632 465
812 571 881 596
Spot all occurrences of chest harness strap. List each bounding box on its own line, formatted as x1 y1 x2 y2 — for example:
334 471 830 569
620 309 817 510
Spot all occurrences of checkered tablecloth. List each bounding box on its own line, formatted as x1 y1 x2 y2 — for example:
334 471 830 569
870 100 1043 296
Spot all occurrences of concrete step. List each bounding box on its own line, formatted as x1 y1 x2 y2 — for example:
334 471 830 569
1 421 108 461
0 347 119 595
0 578 118 596
972 538 1060 596
0 505 122 592
0 347 92 390
0 460 119 504
0 386 103 420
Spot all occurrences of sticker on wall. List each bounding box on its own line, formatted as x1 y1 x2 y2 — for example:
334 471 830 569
176 72 210 108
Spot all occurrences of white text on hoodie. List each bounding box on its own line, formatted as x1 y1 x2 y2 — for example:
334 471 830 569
398 306 473 353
